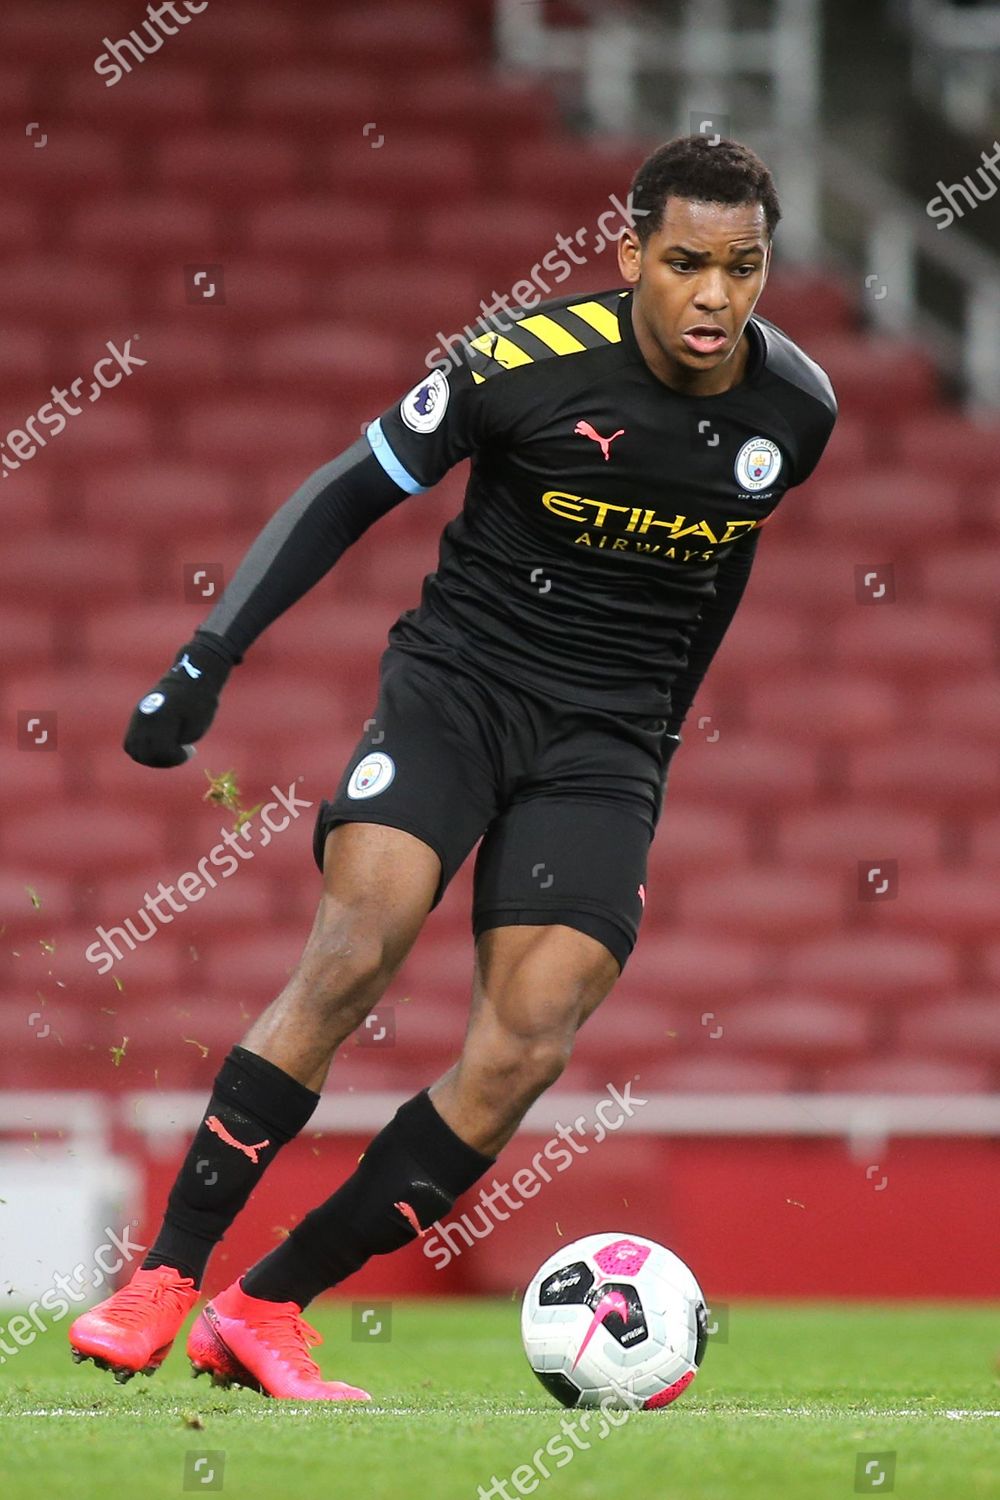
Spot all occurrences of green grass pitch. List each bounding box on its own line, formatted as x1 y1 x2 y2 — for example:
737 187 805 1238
1 1301 997 1500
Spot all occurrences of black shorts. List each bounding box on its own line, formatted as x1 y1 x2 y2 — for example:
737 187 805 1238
312 644 674 972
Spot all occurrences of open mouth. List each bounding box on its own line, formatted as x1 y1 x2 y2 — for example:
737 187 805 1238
681 326 728 355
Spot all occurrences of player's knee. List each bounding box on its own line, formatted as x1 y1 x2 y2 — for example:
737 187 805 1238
480 1028 573 1104
297 902 392 1012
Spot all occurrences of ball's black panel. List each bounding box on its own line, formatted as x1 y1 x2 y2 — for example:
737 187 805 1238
532 1368 582 1408
539 1262 595 1306
694 1301 709 1366
582 1280 648 1350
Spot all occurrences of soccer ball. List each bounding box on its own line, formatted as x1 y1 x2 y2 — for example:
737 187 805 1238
520 1232 708 1410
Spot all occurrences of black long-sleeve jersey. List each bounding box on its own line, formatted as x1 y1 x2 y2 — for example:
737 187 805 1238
201 285 837 728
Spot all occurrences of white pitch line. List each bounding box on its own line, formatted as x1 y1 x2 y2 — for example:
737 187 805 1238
19 1406 1000 1420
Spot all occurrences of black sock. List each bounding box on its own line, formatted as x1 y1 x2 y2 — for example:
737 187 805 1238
141 1046 320 1287
241 1089 494 1307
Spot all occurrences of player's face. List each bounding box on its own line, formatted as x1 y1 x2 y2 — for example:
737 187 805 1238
617 196 770 391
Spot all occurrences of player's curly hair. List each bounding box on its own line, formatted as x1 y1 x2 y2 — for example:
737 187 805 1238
629 135 782 243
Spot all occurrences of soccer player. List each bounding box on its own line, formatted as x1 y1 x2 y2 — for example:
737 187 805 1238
70 136 836 1398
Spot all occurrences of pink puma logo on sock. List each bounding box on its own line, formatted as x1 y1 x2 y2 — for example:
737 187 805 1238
394 1200 427 1237
206 1114 270 1164
574 419 625 462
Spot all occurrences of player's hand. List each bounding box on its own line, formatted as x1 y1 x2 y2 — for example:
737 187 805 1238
123 635 236 768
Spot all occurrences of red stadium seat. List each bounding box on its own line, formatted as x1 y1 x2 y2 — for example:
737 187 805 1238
67 197 219 260
919 545 999 610
0 326 52 387
622 932 770 1006
795 472 962 543
667 732 820 809
78 462 239 538
2 2 134 59
633 1055 799 1093
0 746 68 808
1 130 124 195
248 325 412 393
0 256 131 322
739 671 904 744
0 202 40 255
646 804 753 874
0 536 146 609
58 67 215 128
803 334 938 416
180 399 340 463
393 70 556 146
677 869 844 942
322 135 482 201
313 4 479 67
896 997 1000 1064
2 806 163 876
0 606 60 670
156 133 304 197
846 737 1000 811
0 871 76 936
496 136 652 219
775 805 943 870
148 259 315 321
751 543 882 613
908 678 1000 743
755 270 857 338
826 605 990 678
969 812 1000 867
868 869 1000 941
690 996 873 1065
815 1057 994 1093
244 200 399 263
781 933 960 1003
894 412 1000 484
0 66 32 118
320 265 486 341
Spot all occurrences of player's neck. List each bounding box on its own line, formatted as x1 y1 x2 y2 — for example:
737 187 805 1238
630 304 751 397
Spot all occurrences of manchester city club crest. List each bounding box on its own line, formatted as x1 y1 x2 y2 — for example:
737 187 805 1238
347 751 396 799
734 436 782 493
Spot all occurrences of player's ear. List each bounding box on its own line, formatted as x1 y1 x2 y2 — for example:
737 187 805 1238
618 229 641 285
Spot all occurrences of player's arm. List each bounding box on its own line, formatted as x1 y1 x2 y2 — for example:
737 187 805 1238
664 528 760 740
124 359 492 768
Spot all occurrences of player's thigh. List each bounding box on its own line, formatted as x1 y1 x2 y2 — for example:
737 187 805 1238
302 820 441 979
471 795 657 990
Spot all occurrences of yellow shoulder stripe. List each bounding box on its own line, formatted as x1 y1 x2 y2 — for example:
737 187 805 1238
469 331 534 368
566 300 622 342
516 314 587 355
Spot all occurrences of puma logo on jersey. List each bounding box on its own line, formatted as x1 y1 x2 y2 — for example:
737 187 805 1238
574 420 625 462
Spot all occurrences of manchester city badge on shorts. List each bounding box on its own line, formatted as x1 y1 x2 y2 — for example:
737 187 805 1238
734 436 782 493
347 750 396 799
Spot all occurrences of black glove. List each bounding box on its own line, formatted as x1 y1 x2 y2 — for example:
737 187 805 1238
123 633 237 768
